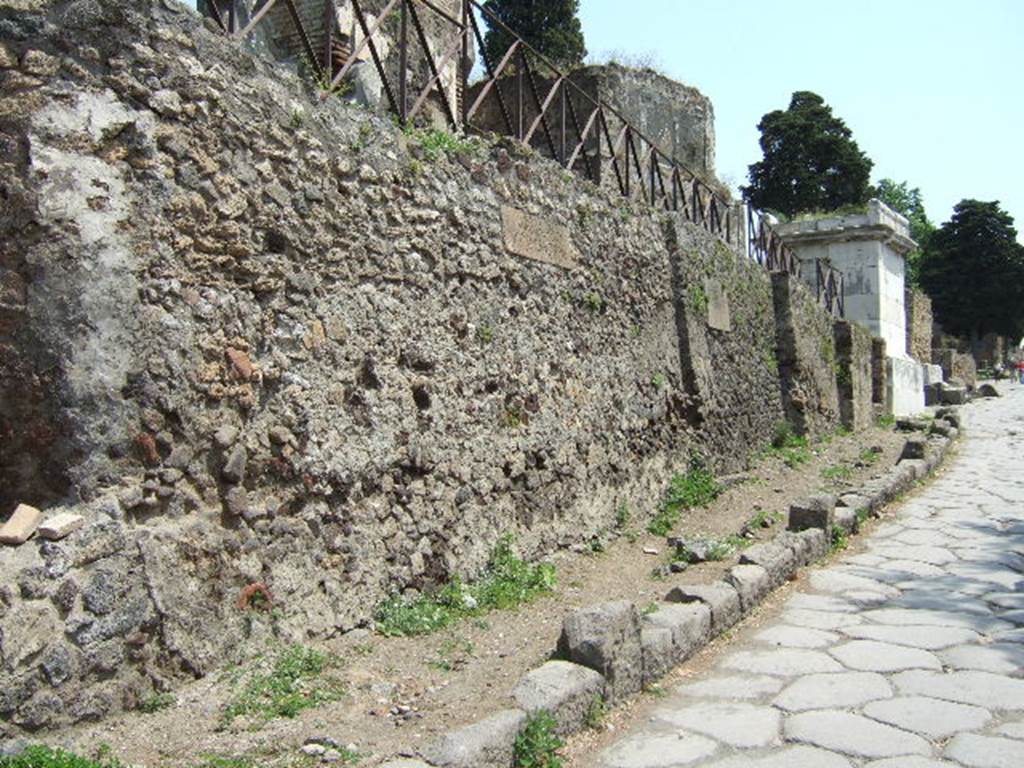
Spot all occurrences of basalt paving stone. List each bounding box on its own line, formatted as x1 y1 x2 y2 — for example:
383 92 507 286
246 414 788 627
992 720 1024 739
860 608 1013 634
938 643 1024 674
654 702 781 749
893 576 994 597
785 594 857 613
944 732 1024 768
699 745 853 768
842 561 948 584
597 732 719 768
862 695 992 739
893 670 1024 710
863 758 963 768
886 591 996 616
783 710 932 758
994 610 1024 625
842 553 888 567
839 623 981 650
674 675 783 701
808 571 900 598
946 563 1024 590
993 628 1024 644
772 671 892 712
829 640 942 672
889 530 957 547
720 648 843 676
867 544 959 565
754 625 838 649
780 609 863 631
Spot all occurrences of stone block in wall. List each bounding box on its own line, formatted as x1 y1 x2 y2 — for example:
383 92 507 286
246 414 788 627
833 320 873 431
500 207 579 270
557 601 642 702
771 273 841 436
704 279 731 332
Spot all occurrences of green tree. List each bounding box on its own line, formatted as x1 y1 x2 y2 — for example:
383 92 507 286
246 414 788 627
481 0 587 71
744 91 873 218
918 199 1024 341
872 178 935 284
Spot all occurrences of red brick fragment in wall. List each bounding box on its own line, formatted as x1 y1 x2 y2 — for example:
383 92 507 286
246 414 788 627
225 347 253 381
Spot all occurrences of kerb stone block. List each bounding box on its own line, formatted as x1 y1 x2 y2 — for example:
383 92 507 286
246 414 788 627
788 495 836 533
740 541 798 588
642 603 711 664
557 600 642 702
640 626 674 688
900 437 927 460
422 709 526 768
664 582 741 634
795 528 828 562
511 660 604 736
726 564 770 613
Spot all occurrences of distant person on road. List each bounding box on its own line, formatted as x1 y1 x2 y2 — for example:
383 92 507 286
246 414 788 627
1018 359 1024 385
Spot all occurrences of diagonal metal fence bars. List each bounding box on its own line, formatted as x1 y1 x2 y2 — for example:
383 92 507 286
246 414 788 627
200 0 845 319
815 258 846 319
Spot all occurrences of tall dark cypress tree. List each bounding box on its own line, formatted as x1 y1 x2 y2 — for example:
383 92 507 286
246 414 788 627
481 0 587 70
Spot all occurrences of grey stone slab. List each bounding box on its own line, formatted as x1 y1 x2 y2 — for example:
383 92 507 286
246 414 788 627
597 731 719 768
947 563 1024 590
422 709 526 768
721 648 843 676
844 553 887 567
993 720 1024 740
830 640 942 672
839 623 981 650
994 628 1024 644
785 594 857 613
861 607 1012 634
869 544 958 565
655 701 781 748
996 610 1024 625
863 759 962 768
782 608 862 631
893 670 1024 710
887 591 995 616
789 495 836 533
511 660 605 736
641 626 675 688
784 710 931 758
643 603 711 665
844 560 947 583
944 733 1024 768
863 695 992 739
674 675 783 701
809 570 899 598
755 625 838 649
664 582 741 635
700 745 853 768
773 671 892 712
740 541 798 588
938 643 1024 674
986 593 1024 610
725 564 771 613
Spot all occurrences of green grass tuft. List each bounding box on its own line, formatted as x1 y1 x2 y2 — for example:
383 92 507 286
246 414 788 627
221 645 344 727
647 459 721 536
375 536 556 637
514 710 563 768
0 747 125 768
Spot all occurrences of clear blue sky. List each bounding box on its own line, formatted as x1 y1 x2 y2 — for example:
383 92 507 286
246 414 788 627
578 0 1024 240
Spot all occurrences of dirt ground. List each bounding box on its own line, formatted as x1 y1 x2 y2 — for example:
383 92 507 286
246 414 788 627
51 422 910 767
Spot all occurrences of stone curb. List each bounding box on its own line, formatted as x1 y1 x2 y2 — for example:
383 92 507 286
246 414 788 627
386 411 960 768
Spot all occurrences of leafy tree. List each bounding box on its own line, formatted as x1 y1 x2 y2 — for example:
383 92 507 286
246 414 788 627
744 91 873 218
918 199 1024 341
872 178 935 284
481 0 587 71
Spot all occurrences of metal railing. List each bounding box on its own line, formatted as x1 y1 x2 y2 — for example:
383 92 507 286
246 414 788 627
200 0 844 318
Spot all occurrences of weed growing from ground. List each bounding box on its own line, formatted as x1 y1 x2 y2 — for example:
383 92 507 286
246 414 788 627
821 464 853 482
584 697 607 730
375 536 556 637
859 447 882 465
615 503 631 529
220 645 344 727
514 710 563 768
746 509 783 530
830 525 849 553
878 414 896 428
138 692 175 714
0 746 125 768
768 422 812 468
430 635 475 671
855 507 870 525
647 458 722 536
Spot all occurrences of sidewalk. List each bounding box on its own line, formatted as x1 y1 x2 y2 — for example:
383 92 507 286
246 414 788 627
591 383 1024 767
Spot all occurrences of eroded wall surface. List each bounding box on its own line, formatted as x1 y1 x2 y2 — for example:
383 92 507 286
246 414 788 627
0 0 832 733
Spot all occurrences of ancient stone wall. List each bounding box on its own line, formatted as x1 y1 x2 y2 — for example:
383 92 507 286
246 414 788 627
905 287 933 364
833 320 873 431
771 273 841 436
0 0 853 735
